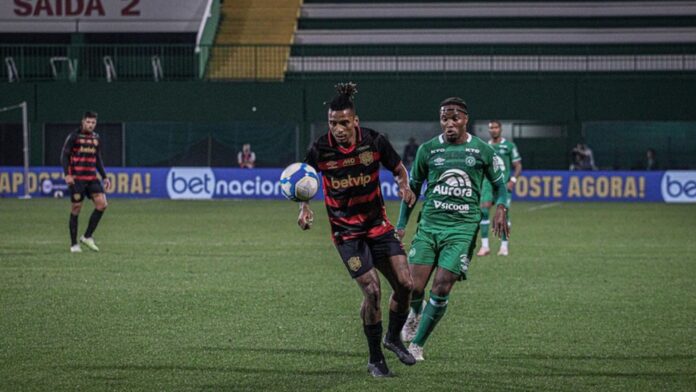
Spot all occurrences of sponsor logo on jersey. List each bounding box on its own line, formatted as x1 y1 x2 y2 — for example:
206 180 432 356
329 173 373 189
466 148 480 154
434 157 446 166
433 169 473 198
321 152 335 158
78 146 96 154
433 200 470 212
431 148 445 154
347 256 362 271
357 145 370 152
661 171 696 203
359 151 374 166
325 161 339 170
465 156 476 167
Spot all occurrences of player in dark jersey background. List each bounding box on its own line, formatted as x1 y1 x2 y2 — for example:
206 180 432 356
60 111 111 253
298 83 417 377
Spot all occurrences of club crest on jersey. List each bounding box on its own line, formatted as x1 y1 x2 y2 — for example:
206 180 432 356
347 256 362 271
465 156 476 167
359 151 374 166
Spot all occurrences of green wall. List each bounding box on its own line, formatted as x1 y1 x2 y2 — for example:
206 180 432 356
1 73 695 167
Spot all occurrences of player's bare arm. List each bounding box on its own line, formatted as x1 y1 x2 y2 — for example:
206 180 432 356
493 204 509 238
393 163 416 208
508 161 522 191
297 201 314 230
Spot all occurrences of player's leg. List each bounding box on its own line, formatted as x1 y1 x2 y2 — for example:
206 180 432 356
498 194 512 256
477 181 494 256
409 225 477 360
68 182 86 252
401 228 436 345
336 239 392 377
373 246 416 365
81 182 107 252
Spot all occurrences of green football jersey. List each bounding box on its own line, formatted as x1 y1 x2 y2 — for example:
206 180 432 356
488 138 521 182
405 133 506 228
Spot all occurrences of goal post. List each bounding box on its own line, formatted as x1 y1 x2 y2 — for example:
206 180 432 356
0 101 31 199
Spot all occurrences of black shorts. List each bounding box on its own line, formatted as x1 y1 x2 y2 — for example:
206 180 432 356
69 180 104 203
335 230 406 279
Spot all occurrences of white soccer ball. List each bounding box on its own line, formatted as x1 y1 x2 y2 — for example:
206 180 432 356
279 162 319 202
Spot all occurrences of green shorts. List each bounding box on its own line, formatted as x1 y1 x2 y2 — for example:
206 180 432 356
480 180 511 208
407 222 479 279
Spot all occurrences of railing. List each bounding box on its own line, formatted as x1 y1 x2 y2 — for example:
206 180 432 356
1 44 695 82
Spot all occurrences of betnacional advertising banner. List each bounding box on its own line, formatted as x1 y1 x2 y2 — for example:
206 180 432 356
0 0 208 32
0 167 695 203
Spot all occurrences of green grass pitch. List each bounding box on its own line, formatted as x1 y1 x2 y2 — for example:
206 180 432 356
1 199 695 391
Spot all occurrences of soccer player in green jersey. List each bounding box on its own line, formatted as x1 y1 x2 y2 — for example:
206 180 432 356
477 120 522 257
395 98 509 361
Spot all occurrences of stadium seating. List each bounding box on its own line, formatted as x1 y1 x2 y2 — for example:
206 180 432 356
288 0 696 76
206 0 302 80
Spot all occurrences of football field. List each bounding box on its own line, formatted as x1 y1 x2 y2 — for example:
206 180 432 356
1 199 695 391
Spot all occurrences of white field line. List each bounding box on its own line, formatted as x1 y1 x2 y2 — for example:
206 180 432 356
527 202 563 212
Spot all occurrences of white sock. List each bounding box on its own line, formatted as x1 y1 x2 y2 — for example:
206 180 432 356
481 238 489 248
501 240 509 249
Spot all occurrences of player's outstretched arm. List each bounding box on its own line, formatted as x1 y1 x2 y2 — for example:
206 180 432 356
393 163 416 208
297 202 314 231
491 179 510 239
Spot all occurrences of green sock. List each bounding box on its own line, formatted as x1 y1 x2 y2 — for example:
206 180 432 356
411 291 449 347
480 208 490 240
410 291 425 315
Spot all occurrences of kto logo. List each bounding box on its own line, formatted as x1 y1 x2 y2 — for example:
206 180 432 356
167 168 215 200
661 171 696 203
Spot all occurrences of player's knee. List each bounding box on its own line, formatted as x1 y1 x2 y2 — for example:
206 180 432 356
71 204 82 214
363 282 381 306
398 276 414 294
431 282 453 298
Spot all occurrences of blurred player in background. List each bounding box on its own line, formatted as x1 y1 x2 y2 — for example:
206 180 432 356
477 120 522 257
61 111 111 253
396 98 509 361
298 83 417 377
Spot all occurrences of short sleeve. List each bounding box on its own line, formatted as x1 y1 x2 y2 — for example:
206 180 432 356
303 143 320 172
375 133 401 171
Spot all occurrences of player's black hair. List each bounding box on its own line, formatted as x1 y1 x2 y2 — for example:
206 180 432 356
83 111 98 119
328 82 358 111
439 97 468 114
489 119 502 127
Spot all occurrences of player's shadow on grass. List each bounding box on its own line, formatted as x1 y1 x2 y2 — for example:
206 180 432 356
66 364 361 377
498 353 696 361
196 345 363 359
494 354 696 378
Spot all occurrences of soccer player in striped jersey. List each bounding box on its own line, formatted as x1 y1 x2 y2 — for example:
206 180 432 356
298 83 417 377
477 120 522 257
60 111 111 253
396 98 509 361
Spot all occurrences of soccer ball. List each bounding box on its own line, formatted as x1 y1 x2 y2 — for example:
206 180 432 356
280 163 319 202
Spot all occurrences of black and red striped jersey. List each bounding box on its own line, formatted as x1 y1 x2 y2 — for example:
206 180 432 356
305 127 402 242
60 129 106 181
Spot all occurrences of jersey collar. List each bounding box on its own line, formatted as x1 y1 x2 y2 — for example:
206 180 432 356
439 133 472 144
